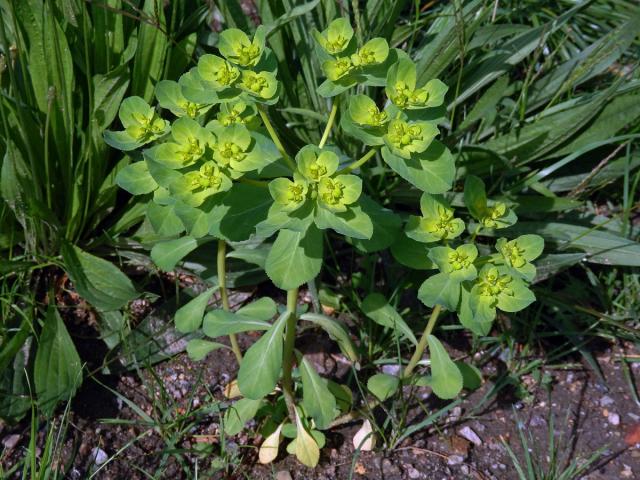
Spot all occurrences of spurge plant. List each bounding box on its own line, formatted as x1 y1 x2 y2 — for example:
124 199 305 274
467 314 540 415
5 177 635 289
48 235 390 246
106 17 544 468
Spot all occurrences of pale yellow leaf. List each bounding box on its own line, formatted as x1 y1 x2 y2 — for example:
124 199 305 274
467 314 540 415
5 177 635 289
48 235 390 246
353 419 376 451
259 423 284 464
294 409 320 467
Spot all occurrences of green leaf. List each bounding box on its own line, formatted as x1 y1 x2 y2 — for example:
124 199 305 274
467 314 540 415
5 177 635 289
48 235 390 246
299 356 337 430
262 0 321 36
237 311 288 399
350 195 402 253
0 341 30 421
174 287 216 333
381 141 454 194
203 310 271 338
150 236 198 271
186 339 226 361
361 294 417 345
458 286 493 336
265 225 323 290
497 280 536 313
35 308 83 416
131 0 167 102
390 235 435 270
224 398 263 436
299 313 358 362
367 373 400 401
463 175 487 221
427 335 463 400
418 272 460 311
314 205 373 240
61 243 137 312
146 202 185 237
207 183 272 242
116 161 158 195
236 297 277 320
456 362 483 391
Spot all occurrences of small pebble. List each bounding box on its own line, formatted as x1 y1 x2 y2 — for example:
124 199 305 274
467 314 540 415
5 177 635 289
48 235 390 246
621 464 633 478
447 455 464 466
276 471 293 480
458 426 482 446
530 415 546 428
609 413 620 426
600 395 615 407
89 447 108 466
406 466 421 479
382 364 402 376
460 465 470 475
449 407 462 421
2 434 20 450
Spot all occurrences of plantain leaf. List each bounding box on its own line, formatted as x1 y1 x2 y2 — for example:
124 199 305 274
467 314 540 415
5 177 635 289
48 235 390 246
61 243 137 312
35 308 83 416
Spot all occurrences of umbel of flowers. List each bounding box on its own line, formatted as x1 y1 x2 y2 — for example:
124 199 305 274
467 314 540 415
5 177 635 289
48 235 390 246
106 17 543 468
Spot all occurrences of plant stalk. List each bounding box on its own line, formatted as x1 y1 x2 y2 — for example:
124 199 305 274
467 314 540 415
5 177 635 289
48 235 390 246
403 305 442 378
257 105 296 172
281 287 299 420
337 148 378 175
217 239 243 363
318 101 338 148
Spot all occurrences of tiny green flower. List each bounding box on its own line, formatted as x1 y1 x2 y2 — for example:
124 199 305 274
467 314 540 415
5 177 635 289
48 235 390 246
386 58 448 110
481 202 509 228
211 124 253 172
198 54 240 89
296 145 339 183
419 244 478 311
313 18 354 55
218 26 266 67
384 119 438 159
238 70 278 100
155 80 210 118
119 96 169 142
350 38 389 67
496 234 544 281
269 173 309 212
150 117 213 169
463 175 517 230
317 174 362 212
469 265 535 324
323 57 354 82
429 244 478 282
406 193 465 243
177 161 232 206
217 100 257 127
349 95 389 128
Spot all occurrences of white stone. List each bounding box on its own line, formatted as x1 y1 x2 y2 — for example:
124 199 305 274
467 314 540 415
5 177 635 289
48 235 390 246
458 426 482 446
90 447 108 466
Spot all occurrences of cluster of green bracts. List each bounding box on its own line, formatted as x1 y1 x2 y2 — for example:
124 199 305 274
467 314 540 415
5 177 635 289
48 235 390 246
105 17 544 469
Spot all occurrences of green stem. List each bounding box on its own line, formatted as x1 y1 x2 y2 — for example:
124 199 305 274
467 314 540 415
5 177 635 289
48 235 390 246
470 225 482 243
318 101 338 148
281 287 299 420
258 105 296 172
239 177 269 188
403 305 442 378
337 148 378 175
218 239 243 363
